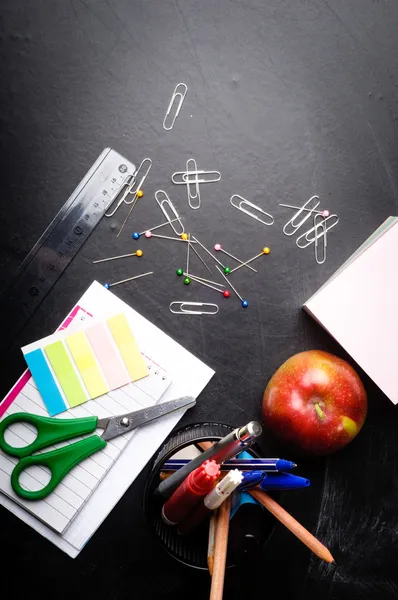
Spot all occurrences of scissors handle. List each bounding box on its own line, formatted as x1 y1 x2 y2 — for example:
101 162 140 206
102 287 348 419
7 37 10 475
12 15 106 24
0 412 98 458
11 435 107 500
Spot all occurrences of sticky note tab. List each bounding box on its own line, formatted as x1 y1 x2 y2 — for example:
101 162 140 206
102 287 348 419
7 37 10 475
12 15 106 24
65 331 108 398
85 322 131 389
106 314 148 381
44 341 87 407
23 349 67 416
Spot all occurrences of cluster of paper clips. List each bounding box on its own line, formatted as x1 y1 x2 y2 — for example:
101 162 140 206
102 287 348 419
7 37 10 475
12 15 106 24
98 82 340 306
280 196 339 264
172 158 221 210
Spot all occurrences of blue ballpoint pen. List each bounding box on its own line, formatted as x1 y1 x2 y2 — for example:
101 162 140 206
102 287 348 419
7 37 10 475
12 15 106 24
162 458 297 472
237 470 267 491
259 472 310 491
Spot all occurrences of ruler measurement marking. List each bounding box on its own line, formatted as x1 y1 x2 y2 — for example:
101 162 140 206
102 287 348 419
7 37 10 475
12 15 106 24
0 149 135 350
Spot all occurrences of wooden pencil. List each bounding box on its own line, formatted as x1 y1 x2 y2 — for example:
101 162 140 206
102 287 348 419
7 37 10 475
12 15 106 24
207 512 217 576
249 488 335 563
209 495 232 600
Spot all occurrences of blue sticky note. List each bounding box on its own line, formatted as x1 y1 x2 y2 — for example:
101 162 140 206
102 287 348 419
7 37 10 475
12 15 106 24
24 348 67 416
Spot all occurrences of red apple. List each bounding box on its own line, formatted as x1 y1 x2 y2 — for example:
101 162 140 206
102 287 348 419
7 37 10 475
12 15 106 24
262 350 367 455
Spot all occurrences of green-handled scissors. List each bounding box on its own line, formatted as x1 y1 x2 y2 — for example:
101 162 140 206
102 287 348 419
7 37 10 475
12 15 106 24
0 396 195 501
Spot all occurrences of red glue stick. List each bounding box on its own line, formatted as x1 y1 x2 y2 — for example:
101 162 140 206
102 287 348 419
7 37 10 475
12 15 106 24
161 460 220 526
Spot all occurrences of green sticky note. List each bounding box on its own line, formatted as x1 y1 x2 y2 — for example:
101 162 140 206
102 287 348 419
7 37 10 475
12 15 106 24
44 340 87 407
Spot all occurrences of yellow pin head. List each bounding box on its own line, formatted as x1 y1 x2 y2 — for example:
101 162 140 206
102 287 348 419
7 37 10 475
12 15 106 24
263 247 270 255
181 233 189 240
135 249 143 257
136 189 144 198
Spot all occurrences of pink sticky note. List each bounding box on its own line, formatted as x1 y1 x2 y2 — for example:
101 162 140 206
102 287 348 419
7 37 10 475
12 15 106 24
85 322 131 389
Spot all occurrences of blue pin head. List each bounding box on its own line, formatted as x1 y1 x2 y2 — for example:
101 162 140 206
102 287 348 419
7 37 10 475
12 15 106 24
242 300 249 308
132 232 140 240
104 283 110 289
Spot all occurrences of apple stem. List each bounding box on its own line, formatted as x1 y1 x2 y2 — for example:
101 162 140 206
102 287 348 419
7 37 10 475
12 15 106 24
314 402 326 420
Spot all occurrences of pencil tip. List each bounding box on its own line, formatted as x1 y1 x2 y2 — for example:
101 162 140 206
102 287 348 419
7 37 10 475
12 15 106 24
330 560 338 567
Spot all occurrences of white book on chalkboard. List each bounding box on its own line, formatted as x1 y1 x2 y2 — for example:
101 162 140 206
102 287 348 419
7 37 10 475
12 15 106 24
304 217 398 405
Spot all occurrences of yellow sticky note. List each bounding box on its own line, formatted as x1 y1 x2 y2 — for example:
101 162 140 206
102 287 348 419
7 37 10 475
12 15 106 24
106 314 148 382
66 331 109 398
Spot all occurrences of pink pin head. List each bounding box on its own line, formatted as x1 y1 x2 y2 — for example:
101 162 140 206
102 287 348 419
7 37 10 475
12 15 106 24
145 231 152 238
214 243 222 251
322 210 330 218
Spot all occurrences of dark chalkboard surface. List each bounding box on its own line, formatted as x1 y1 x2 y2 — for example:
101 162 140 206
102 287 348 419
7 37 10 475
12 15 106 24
1 1 397 598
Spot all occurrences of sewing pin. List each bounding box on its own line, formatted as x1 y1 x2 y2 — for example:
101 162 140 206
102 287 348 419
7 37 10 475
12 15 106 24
93 249 143 264
179 273 224 288
214 243 257 273
132 218 180 239
144 232 197 242
116 189 144 238
104 271 153 288
183 273 230 297
215 265 248 307
190 243 213 275
228 247 270 274
279 203 329 218
191 236 229 272
186 233 191 275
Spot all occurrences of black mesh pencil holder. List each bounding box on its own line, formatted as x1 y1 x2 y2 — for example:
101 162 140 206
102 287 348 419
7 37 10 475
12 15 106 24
144 422 276 570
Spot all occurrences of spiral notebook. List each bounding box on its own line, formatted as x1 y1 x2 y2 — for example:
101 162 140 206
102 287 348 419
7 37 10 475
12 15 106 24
0 282 215 556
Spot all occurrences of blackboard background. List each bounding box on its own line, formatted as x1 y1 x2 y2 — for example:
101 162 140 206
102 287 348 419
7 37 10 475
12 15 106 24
1 1 397 598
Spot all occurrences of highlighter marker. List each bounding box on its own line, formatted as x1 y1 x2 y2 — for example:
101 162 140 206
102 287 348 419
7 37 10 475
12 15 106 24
178 469 243 535
161 460 220 526
156 421 262 498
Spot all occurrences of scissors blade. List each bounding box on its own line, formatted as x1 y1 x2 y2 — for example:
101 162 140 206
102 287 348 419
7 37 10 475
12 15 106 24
98 396 196 441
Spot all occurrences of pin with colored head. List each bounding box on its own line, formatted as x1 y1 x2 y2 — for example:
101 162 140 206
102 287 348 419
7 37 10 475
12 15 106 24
145 231 152 238
215 265 248 308
228 247 271 274
136 189 144 198
183 277 191 285
214 243 258 273
132 232 140 240
176 268 184 276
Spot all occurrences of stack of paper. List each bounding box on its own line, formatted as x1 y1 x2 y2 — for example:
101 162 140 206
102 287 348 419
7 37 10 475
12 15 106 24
304 217 398 405
0 282 215 557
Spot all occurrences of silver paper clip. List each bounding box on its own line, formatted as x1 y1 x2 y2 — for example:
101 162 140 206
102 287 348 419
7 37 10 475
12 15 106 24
105 173 136 217
155 190 185 235
314 214 327 264
163 83 188 131
169 301 219 315
124 158 152 204
296 214 339 248
172 170 221 185
116 159 153 237
185 158 200 210
282 195 320 236
230 195 274 226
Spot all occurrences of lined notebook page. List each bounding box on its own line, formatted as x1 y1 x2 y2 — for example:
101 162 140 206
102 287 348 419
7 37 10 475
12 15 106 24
0 282 214 556
0 301 170 534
